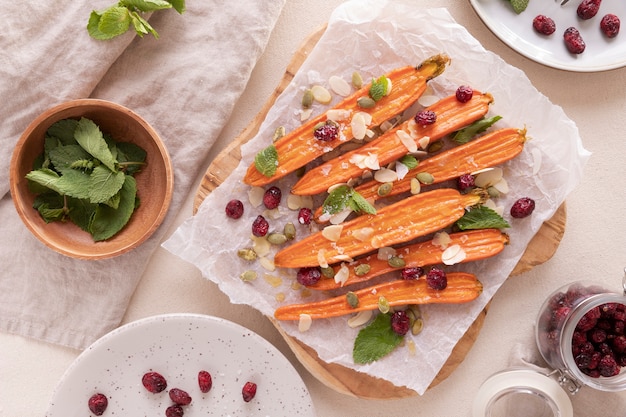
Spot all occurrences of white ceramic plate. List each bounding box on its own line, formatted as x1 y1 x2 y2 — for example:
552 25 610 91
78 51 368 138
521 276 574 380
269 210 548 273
469 0 626 72
46 314 315 416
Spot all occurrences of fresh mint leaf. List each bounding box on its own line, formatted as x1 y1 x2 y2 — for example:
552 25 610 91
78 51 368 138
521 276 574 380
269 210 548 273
25 168 63 194
350 191 376 215
254 144 279 177
452 115 502 144
129 11 159 38
116 142 147 175
455 205 510 230
66 197 98 232
369 76 389 102
507 0 529 14
74 118 117 172
87 165 126 204
165 0 186 13
321 185 353 216
121 0 173 12
33 193 66 223
49 144 91 171
47 119 79 145
399 155 419 170
90 175 138 241
353 313 403 364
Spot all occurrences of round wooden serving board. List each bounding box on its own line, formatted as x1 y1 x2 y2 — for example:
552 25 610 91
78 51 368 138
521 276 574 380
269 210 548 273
193 26 567 399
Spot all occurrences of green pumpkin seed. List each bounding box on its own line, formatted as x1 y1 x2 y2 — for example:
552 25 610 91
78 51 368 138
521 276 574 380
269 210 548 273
416 172 434 184
283 222 296 240
321 266 335 278
357 97 376 109
267 232 288 245
411 317 424 335
427 141 444 153
487 186 500 199
240 270 258 282
352 71 363 89
272 126 286 142
378 296 390 314
302 89 313 109
387 256 406 268
354 264 371 276
237 248 257 261
377 182 393 196
346 291 359 308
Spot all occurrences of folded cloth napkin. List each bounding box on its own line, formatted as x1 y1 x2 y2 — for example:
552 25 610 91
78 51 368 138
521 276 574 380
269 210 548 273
0 0 285 349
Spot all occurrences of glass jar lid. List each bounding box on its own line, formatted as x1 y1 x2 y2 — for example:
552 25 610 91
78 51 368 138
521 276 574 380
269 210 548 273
472 368 573 417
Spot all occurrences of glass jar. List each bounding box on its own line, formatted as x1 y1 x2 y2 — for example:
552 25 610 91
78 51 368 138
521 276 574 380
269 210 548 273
473 271 626 417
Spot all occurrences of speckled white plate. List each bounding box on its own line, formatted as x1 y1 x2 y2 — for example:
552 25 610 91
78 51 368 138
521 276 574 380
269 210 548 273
469 0 626 72
45 314 316 416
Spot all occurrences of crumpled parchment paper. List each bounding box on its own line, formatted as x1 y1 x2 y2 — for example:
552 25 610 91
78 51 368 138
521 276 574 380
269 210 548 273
163 1 590 394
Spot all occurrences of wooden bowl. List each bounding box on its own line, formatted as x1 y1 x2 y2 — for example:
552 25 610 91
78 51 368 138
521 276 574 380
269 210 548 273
9 99 174 260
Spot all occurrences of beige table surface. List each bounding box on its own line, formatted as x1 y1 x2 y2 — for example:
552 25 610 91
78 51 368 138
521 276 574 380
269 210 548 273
3 1 626 416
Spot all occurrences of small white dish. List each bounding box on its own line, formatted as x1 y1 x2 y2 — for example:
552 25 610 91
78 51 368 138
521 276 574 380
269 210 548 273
469 0 626 72
46 314 315 416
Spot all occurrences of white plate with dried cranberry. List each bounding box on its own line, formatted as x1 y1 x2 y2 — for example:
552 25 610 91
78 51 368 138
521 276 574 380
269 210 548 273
469 0 626 72
45 314 315 417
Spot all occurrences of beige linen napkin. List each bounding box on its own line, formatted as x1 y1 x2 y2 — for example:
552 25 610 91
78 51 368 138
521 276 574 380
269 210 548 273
0 0 285 349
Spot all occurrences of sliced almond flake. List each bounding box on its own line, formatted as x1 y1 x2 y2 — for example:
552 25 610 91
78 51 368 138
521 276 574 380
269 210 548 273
364 153 380 170
396 129 418 153
355 111 373 125
334 263 350 286
251 235 271 257
334 254 354 262
493 177 509 194
329 75 352 97
365 129 376 139
407 119 418 137
300 108 313 122
475 167 503 188
396 161 409 180
532 148 542 175
371 235 385 249
410 177 421 195
298 314 313 332
317 249 328 268
248 186 265 207
327 109 351 122
484 199 504 216
377 246 397 261
417 136 431 149
351 113 367 140
418 95 440 107
442 244 467 265
318 213 331 223
311 85 332 104
322 224 343 241
321 165 332 176
259 257 276 272
432 231 451 249
352 227 374 241
374 167 397 183
347 310 373 328
349 153 367 169
329 208 352 225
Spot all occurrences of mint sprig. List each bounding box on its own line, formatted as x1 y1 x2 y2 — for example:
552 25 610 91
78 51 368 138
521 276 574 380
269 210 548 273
321 185 376 217
353 313 403 364
87 0 186 40
455 205 510 230
506 0 529 14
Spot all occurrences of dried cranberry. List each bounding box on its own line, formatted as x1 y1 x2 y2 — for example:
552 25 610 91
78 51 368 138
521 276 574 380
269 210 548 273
455 85 473 103
296 267 321 286
577 307 601 332
577 0 601 20
614 335 626 353
263 186 282 209
242 381 257 402
225 199 244 219
251 215 269 237
456 174 475 191
599 354 620 377
600 14 621 39
401 266 424 280
165 404 184 417
297 207 313 225
314 122 339 142
575 353 592 369
198 370 213 393
142 371 167 393
552 306 571 328
426 267 447 290
414 110 437 126
533 15 556 36
510 197 535 218
88 393 108 416
390 310 411 335
589 328 607 344
564 27 586 54
169 388 192 405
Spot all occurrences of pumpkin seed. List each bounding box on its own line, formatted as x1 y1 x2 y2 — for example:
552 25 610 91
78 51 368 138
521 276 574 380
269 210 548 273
378 296 390 314
240 270 257 282
354 263 371 276
356 96 376 109
237 248 257 261
411 317 424 335
346 291 359 308
351 71 363 88
387 256 406 268
377 182 393 196
267 232 288 245
272 125 286 142
410 177 421 195
416 172 434 184
320 266 335 278
302 89 313 109
427 140 444 153
487 186 500 199
283 223 296 240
